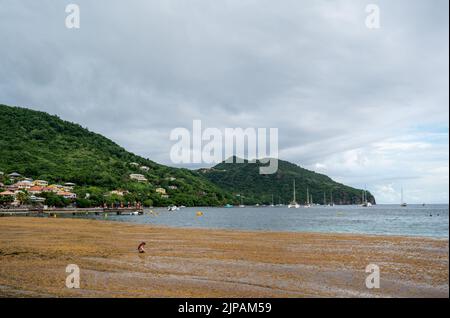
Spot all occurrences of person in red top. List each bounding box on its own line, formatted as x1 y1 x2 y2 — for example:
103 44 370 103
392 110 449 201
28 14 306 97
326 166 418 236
137 242 146 253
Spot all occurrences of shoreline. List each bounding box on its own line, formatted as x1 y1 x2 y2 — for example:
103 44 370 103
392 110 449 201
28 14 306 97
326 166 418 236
0 217 448 297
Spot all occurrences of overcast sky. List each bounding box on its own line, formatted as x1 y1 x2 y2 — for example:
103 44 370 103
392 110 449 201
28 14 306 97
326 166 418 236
0 0 448 203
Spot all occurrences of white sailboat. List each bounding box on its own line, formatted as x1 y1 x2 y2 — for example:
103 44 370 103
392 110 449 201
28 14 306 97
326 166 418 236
361 187 372 207
329 191 335 206
304 187 311 208
239 195 245 208
288 180 300 209
400 187 407 207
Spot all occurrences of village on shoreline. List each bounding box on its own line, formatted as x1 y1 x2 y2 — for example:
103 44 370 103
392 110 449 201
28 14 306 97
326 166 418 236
0 167 171 210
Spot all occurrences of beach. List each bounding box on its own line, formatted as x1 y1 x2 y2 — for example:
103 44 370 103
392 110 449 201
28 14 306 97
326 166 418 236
0 217 448 297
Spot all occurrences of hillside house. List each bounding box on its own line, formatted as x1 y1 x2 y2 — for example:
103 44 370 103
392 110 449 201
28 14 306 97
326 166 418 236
33 180 49 187
57 191 77 199
110 190 129 196
0 190 16 197
15 180 33 190
155 187 167 195
30 195 46 203
29 186 54 194
130 174 148 182
8 172 21 180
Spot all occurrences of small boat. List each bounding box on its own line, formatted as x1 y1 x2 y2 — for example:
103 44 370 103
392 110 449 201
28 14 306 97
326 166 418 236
288 180 300 209
400 187 407 207
168 205 179 211
120 210 140 216
224 204 233 208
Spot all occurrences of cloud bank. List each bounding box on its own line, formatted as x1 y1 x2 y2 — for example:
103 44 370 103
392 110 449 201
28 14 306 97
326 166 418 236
0 0 448 203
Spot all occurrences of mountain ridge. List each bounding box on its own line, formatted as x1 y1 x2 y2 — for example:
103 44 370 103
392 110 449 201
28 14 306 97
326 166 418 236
0 104 375 207
201 156 376 205
0 104 231 207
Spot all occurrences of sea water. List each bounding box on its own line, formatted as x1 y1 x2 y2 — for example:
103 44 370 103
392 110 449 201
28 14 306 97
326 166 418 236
67 204 449 238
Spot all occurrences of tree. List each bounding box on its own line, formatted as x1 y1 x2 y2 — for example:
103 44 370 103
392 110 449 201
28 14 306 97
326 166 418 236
16 191 30 205
143 199 153 207
0 195 14 206
40 192 70 208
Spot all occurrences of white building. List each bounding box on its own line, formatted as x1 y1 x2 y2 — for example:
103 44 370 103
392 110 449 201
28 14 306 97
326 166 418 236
15 180 33 190
129 174 148 182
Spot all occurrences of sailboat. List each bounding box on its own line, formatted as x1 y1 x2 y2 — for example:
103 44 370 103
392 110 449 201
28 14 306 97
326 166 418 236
288 180 300 208
277 195 283 207
238 194 245 208
361 187 372 207
304 187 311 208
400 187 407 207
270 194 275 207
329 191 335 206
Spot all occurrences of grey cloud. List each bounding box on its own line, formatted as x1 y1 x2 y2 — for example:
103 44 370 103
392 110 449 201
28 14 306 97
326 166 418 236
0 0 448 202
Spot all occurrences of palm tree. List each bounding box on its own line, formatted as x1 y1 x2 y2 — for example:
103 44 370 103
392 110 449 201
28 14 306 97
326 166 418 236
16 191 30 206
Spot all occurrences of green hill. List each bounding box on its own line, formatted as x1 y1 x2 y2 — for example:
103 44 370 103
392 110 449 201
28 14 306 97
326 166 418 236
0 104 375 207
200 157 376 205
0 104 231 207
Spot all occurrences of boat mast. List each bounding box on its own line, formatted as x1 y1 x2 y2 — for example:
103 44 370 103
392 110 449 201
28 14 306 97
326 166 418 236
293 180 296 202
323 192 326 205
306 187 309 205
364 185 368 204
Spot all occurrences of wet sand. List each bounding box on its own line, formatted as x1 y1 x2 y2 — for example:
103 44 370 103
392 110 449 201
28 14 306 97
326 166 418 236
0 217 448 297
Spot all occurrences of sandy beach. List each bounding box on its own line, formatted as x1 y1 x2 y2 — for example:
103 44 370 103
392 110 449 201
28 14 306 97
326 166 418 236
0 217 448 297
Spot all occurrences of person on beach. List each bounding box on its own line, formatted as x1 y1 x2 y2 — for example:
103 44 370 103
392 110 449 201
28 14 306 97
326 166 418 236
138 242 146 253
